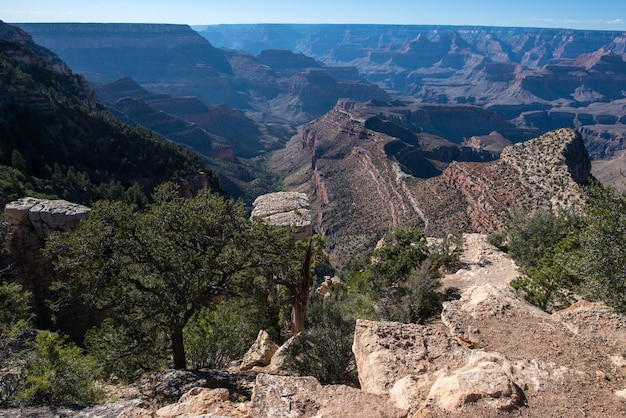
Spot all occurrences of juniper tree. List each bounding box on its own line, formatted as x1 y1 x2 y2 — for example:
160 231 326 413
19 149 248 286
45 183 268 369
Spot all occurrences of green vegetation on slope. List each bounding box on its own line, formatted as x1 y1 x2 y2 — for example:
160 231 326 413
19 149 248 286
503 184 626 313
0 34 221 207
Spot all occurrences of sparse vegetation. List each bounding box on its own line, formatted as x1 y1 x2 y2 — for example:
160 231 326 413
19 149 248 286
286 295 358 385
346 226 461 324
506 184 626 314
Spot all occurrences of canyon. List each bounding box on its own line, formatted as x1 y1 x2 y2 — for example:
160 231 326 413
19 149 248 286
20 24 626 165
2 20 626 418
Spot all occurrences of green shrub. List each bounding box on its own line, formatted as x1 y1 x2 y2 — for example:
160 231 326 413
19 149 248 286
346 226 459 324
84 318 169 382
486 232 507 250
503 207 581 273
0 282 35 407
287 296 358 385
184 297 278 370
15 331 103 406
510 236 581 312
378 258 445 323
569 185 626 313
0 282 33 338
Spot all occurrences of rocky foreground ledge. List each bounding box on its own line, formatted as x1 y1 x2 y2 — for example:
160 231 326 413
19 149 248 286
5 234 623 417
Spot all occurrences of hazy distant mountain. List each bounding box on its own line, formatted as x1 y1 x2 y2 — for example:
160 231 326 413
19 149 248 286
199 24 626 160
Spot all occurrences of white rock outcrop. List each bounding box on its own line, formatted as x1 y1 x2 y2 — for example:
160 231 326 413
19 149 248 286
251 192 312 241
4 197 90 253
5 197 90 235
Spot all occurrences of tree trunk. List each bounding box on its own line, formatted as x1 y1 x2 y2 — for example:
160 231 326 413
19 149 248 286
171 325 187 370
291 298 308 335
291 238 314 334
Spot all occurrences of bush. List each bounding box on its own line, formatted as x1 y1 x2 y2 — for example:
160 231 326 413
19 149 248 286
346 226 459 324
0 282 35 407
506 185 626 314
184 297 277 370
377 258 445 323
569 185 626 313
503 207 581 273
510 236 581 312
84 318 169 382
0 282 33 338
286 296 358 385
14 331 103 406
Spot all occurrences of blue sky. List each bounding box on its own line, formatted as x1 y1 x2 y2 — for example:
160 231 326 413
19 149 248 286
2 0 625 31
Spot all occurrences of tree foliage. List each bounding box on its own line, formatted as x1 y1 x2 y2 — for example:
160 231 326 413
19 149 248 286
503 207 582 273
569 185 626 312
45 183 266 370
183 295 278 370
507 184 626 314
0 281 34 407
286 295 358 385
346 226 460 324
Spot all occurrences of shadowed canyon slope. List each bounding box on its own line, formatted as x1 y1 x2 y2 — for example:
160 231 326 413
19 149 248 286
16 23 391 125
272 100 591 267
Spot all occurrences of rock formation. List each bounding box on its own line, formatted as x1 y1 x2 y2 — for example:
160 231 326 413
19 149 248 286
201 24 626 159
4 197 90 254
273 99 591 266
251 191 312 241
239 330 279 371
351 234 626 416
3 197 92 338
445 128 591 232
247 374 406 418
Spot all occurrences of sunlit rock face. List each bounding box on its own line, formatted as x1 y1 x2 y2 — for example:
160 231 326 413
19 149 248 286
251 191 312 241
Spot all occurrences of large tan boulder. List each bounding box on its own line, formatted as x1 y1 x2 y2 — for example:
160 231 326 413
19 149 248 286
240 329 279 371
155 387 246 417
248 373 406 418
352 319 467 397
425 351 525 412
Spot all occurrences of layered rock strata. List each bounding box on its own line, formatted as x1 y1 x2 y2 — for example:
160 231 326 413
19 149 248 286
251 191 312 241
273 100 592 266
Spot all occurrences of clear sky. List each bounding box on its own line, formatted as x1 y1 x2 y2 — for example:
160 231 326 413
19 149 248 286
2 0 625 31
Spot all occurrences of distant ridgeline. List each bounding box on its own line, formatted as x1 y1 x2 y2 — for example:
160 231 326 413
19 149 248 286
196 24 626 159
16 22 626 164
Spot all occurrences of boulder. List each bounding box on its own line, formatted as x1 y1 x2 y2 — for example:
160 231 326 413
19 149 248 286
425 351 525 412
248 373 406 418
352 319 467 397
266 334 298 373
251 192 312 241
141 369 229 406
155 387 246 418
240 330 279 371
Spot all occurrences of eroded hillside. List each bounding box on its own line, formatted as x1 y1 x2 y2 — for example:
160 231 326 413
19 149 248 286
272 101 591 267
